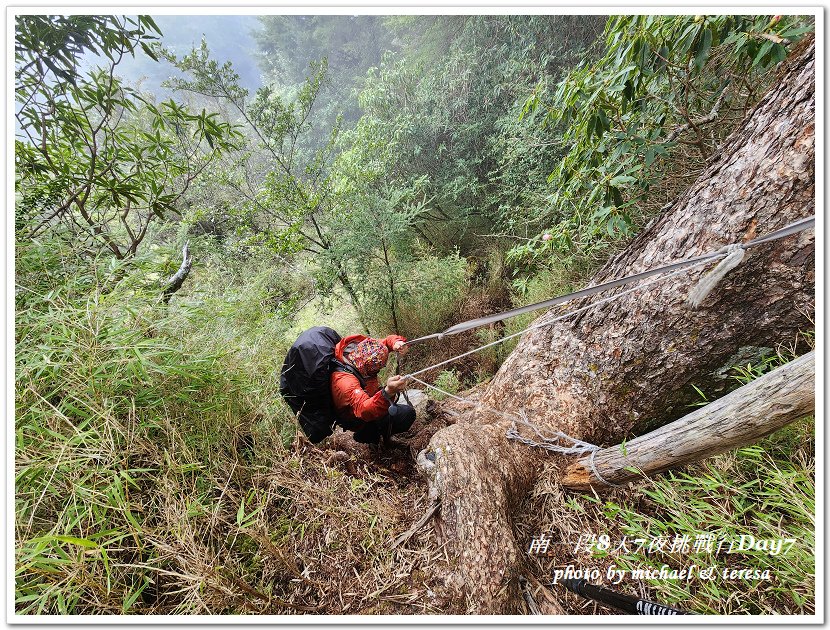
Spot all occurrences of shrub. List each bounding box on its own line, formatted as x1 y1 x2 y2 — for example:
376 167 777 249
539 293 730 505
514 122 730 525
430 370 461 401
361 248 470 339
500 261 586 357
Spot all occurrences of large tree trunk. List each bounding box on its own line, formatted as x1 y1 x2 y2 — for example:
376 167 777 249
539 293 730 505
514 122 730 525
417 40 815 613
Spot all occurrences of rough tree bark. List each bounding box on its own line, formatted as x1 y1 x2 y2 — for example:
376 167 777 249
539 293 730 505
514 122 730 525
417 40 815 613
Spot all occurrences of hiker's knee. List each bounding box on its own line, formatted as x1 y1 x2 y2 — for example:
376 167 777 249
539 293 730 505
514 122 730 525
390 403 416 433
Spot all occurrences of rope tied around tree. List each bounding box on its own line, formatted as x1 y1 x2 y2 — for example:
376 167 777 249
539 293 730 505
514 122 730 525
410 374 625 487
686 243 746 308
402 216 814 486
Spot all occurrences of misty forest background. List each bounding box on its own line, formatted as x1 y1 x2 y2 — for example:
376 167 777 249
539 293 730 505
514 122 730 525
15 14 815 614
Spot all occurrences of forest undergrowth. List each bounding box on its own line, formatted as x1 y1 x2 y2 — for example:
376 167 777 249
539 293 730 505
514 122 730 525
14 13 815 616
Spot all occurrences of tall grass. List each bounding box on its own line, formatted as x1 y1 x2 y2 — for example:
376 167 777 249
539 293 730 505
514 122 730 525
14 237 454 615
601 417 814 615
15 238 286 613
361 248 470 339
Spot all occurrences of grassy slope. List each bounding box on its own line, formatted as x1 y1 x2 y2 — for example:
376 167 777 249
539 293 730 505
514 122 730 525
14 243 455 614
15 237 815 616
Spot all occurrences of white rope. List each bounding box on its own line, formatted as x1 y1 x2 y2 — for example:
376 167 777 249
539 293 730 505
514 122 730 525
686 243 746 308
405 215 814 345
404 260 727 475
413 368 629 483
588 450 626 488
507 415 602 457
405 215 815 377
401 216 814 484
407 375 471 405
409 374 604 457
404 258 718 380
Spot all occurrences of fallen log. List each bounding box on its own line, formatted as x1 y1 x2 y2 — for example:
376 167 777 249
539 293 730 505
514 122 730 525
563 350 814 491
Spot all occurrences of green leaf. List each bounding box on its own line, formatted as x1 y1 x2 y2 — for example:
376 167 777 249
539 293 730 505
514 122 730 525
236 499 246 526
598 108 610 133
140 41 158 62
677 23 700 53
752 40 774 68
695 27 713 70
622 78 635 106
780 25 816 39
771 43 787 64
610 186 624 208
655 45 669 71
139 15 162 36
123 578 150 612
609 175 636 186
46 535 98 548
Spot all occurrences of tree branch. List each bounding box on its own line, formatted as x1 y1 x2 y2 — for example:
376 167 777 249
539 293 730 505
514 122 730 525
665 81 731 143
563 351 814 490
163 242 193 304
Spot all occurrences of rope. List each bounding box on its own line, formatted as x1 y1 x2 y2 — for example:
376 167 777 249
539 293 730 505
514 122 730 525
507 415 601 457
414 365 624 482
588 450 625 489
404 215 814 380
686 243 746 308
409 374 604 457
404 215 814 345
404 259 714 380
404 259 726 478
398 215 814 485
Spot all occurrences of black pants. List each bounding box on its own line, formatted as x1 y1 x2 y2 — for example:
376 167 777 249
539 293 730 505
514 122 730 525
345 404 416 444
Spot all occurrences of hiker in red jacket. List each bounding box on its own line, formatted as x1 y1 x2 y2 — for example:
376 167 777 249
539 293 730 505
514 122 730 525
331 334 415 445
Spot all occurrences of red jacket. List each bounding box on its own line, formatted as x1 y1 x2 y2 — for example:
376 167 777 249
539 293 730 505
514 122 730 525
330 334 405 424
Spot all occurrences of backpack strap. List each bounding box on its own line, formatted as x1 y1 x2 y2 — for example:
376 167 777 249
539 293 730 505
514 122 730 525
331 359 367 389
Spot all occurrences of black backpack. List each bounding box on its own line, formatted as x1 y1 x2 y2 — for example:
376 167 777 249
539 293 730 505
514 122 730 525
279 326 364 443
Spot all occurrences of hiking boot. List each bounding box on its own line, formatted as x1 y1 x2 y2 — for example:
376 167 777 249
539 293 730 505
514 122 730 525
382 436 408 450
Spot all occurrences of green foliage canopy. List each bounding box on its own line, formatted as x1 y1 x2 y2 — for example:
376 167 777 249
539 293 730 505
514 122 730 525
515 14 814 264
15 15 240 259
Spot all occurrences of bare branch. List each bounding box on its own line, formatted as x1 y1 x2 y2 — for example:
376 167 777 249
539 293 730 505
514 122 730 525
163 242 193 304
665 81 731 143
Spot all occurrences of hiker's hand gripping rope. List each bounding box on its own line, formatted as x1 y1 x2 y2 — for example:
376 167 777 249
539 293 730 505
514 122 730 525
392 340 409 356
384 375 408 397
387 341 412 407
